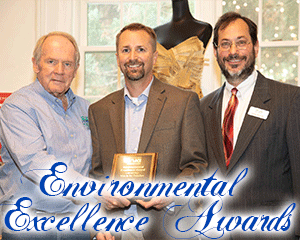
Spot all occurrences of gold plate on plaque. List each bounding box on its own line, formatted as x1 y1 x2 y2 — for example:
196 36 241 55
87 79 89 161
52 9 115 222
111 153 158 182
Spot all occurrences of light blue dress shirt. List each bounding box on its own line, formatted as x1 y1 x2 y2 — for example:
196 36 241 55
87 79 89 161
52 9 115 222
122 80 175 239
124 81 152 154
0 79 92 213
122 80 153 238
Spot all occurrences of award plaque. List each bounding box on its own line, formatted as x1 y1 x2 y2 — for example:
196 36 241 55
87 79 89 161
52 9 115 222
111 153 158 182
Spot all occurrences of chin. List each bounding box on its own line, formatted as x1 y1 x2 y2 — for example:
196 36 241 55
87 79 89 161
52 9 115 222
226 64 243 73
52 88 67 94
228 70 243 77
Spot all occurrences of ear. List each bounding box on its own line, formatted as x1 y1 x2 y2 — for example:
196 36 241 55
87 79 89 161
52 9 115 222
116 52 120 68
213 47 218 59
32 57 40 74
254 40 259 58
73 64 79 78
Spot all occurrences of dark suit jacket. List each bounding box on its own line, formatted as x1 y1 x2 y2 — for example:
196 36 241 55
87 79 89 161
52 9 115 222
89 78 207 239
200 71 300 239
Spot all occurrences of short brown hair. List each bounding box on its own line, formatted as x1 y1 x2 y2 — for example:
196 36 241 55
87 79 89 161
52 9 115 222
213 12 258 49
33 31 80 67
116 23 157 52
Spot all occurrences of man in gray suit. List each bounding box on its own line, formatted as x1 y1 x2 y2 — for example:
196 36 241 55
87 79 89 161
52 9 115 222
200 12 300 239
89 23 207 240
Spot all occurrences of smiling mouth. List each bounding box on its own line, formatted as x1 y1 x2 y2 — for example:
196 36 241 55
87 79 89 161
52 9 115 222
227 60 242 68
51 79 65 84
225 56 246 67
228 59 242 63
125 59 143 69
126 63 143 69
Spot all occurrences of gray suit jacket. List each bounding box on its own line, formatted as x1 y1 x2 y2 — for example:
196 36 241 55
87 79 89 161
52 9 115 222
200 71 300 239
89 78 207 239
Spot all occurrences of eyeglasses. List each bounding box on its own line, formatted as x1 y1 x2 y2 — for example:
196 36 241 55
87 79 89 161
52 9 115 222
214 40 251 51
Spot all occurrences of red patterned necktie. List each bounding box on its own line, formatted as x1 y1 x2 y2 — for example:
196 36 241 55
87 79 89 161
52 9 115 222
222 88 238 168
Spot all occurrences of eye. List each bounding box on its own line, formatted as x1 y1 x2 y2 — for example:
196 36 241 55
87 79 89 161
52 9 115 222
122 48 130 53
236 40 247 47
47 59 55 64
220 42 231 48
64 62 72 67
137 47 145 52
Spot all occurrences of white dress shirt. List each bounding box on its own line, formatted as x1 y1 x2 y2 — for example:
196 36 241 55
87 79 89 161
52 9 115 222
222 70 257 148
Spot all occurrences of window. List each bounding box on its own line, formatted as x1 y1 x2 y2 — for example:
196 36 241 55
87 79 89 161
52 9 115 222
81 0 196 103
222 0 300 86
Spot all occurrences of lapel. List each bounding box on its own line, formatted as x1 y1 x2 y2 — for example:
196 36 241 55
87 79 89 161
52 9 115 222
208 84 228 173
109 89 125 153
138 78 167 153
227 72 271 173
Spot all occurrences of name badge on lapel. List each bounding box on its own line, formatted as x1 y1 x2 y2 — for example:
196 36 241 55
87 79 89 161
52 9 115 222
248 106 269 120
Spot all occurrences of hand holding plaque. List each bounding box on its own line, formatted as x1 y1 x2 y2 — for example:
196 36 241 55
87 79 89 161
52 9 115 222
111 153 158 182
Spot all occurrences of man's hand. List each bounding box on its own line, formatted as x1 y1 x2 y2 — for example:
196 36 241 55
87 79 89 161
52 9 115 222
95 190 131 210
136 196 173 210
95 231 115 240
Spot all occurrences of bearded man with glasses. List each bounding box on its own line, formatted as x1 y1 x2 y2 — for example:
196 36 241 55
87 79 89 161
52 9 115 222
200 11 300 240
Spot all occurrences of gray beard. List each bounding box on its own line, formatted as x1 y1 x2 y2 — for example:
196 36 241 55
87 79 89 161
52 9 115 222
217 49 256 85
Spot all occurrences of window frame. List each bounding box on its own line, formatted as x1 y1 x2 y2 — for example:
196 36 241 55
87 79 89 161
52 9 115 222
257 0 300 87
222 0 300 87
79 0 221 101
79 0 172 101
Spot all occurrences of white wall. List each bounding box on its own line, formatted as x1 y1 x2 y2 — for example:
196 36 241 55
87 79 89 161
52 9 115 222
0 0 222 97
0 0 36 92
199 0 223 95
0 0 82 94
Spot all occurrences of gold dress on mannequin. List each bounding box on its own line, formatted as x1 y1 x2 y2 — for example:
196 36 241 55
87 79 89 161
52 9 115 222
153 36 206 98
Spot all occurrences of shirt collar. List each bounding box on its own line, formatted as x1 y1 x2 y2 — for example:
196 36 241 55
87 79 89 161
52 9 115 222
33 78 76 108
224 70 257 99
124 77 154 104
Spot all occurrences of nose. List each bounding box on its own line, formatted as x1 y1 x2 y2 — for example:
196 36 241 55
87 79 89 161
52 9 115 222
229 42 238 55
54 62 64 74
129 50 137 60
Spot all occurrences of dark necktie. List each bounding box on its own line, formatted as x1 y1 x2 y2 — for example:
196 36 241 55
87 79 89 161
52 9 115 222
222 88 238 168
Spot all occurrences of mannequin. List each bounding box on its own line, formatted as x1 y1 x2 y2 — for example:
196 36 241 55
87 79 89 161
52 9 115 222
154 0 212 49
153 0 212 98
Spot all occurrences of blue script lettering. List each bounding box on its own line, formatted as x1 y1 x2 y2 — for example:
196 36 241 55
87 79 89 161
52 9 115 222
4 197 149 233
39 162 248 200
39 162 104 197
167 200 295 239
5 197 55 231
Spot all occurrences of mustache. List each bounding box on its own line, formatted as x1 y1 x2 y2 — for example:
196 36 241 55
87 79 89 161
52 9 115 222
223 54 247 62
125 59 143 67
